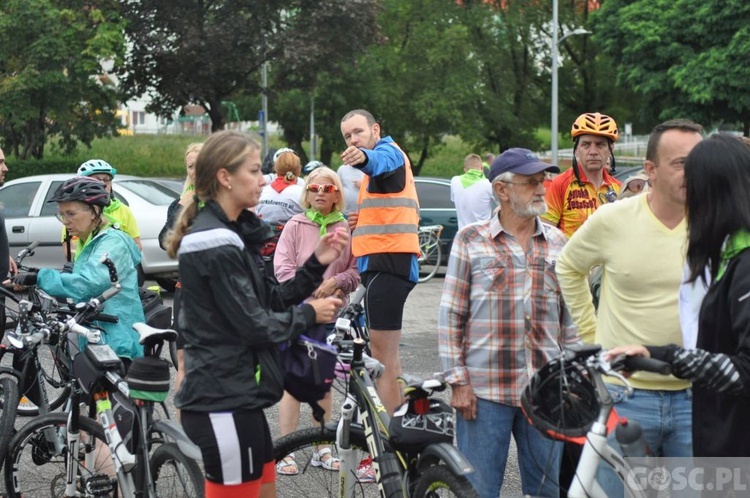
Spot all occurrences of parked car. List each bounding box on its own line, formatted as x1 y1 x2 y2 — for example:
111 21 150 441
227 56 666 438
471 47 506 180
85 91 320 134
0 174 179 290
414 177 458 262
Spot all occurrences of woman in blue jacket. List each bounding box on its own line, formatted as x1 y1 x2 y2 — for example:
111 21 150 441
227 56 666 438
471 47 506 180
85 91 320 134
13 177 145 363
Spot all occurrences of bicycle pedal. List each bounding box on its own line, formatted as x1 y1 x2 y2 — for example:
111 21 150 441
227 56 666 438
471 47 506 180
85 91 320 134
84 473 116 496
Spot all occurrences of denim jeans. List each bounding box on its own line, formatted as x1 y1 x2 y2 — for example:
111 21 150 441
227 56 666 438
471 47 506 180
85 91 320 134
456 398 562 498
596 385 692 497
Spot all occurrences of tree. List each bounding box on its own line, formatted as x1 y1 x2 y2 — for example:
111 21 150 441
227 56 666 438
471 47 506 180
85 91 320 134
119 0 380 132
594 0 750 133
0 0 125 159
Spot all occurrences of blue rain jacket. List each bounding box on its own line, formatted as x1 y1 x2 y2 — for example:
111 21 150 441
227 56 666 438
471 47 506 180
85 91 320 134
38 227 145 359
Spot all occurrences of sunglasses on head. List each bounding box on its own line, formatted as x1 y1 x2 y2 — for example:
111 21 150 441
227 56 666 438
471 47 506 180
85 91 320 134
306 184 339 194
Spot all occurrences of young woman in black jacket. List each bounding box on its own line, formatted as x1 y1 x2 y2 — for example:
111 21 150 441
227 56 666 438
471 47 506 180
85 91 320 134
609 134 750 457
166 130 345 498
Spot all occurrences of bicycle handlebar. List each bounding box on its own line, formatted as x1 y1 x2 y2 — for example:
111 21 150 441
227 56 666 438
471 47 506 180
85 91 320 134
618 354 672 376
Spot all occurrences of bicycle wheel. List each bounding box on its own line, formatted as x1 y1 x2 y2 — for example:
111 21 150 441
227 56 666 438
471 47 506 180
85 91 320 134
274 426 378 498
150 442 204 497
0 377 19 466
4 412 111 498
15 344 72 416
418 231 442 283
413 464 478 498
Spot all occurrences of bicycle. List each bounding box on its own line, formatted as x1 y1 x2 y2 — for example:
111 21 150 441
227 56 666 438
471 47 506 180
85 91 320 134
274 337 478 498
521 343 673 498
3 256 203 497
417 225 443 283
4 241 175 417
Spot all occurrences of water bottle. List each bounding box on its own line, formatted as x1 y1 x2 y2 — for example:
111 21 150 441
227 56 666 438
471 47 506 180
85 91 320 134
615 418 651 457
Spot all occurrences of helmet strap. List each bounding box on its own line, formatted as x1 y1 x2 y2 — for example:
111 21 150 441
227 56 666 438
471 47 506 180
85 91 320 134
572 138 583 185
608 144 617 174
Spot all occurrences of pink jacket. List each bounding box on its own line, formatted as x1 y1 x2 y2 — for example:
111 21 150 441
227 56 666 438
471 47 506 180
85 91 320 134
273 214 359 297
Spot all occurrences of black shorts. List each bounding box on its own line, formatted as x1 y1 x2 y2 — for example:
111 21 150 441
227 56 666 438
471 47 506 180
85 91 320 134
361 271 415 330
181 408 273 485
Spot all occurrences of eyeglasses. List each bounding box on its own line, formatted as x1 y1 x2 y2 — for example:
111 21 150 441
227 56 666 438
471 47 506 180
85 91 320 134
598 188 618 204
500 178 545 189
55 210 85 222
306 184 339 194
90 175 112 184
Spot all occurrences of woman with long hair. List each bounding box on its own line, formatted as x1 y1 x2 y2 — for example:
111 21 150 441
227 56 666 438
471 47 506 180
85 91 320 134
167 130 346 497
608 134 750 457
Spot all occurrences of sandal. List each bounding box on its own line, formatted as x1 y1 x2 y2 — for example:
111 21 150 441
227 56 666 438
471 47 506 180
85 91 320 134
276 453 299 476
311 447 340 471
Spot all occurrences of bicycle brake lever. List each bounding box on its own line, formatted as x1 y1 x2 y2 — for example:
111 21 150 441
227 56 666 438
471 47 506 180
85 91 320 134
600 355 634 396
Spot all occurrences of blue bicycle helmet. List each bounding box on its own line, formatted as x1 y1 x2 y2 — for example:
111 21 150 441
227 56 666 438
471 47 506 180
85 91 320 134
78 159 117 178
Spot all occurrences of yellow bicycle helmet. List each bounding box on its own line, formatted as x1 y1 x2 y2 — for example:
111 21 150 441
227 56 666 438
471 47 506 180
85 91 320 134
571 112 619 142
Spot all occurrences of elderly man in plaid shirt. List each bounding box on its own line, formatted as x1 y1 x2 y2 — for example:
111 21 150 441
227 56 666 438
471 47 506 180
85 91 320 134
438 148 580 498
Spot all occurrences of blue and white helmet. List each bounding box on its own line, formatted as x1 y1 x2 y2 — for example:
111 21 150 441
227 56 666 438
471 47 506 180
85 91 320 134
78 159 117 178
303 160 325 175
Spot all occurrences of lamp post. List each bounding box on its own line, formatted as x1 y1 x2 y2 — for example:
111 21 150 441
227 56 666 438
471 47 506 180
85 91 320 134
551 2 591 167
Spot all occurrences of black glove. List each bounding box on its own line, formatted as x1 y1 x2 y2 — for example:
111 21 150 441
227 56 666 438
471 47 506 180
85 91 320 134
62 262 74 274
13 271 38 286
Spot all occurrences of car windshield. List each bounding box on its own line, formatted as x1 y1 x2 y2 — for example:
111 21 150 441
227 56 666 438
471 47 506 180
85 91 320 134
116 180 178 206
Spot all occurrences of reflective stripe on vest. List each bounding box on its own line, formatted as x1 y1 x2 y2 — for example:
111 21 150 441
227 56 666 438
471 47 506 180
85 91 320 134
352 142 420 257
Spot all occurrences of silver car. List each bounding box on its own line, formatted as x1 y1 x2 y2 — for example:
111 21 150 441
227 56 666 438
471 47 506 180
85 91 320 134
0 174 179 289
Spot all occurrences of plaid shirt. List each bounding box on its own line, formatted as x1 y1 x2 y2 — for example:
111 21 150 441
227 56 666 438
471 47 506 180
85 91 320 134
438 215 579 407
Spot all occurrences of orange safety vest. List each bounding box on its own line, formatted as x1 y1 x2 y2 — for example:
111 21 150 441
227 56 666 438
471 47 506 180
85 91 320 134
352 143 420 257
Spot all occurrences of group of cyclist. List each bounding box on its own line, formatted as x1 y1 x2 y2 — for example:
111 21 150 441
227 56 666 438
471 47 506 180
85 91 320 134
5 105 749 498
155 108 420 497
439 111 750 498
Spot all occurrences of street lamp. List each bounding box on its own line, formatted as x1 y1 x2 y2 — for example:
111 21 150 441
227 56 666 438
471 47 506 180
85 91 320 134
550 2 591 167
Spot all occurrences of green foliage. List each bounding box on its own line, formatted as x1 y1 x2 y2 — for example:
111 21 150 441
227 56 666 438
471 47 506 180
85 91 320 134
119 0 380 132
594 0 750 133
6 135 202 181
0 0 125 159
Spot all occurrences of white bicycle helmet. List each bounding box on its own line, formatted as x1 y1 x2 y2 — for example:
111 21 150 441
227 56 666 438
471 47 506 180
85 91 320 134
78 159 117 178
272 148 296 164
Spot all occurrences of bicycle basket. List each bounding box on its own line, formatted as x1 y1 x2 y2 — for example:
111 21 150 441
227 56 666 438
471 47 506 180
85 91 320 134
126 356 171 402
389 398 455 452
520 357 600 442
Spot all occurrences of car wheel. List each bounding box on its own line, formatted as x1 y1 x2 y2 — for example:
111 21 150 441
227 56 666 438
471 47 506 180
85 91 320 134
155 278 177 293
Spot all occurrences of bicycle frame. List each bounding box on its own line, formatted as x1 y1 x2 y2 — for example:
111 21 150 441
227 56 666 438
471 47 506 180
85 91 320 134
336 339 406 498
568 376 646 498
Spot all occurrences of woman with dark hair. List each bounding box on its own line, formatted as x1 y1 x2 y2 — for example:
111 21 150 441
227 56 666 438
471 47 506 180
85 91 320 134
167 130 346 497
608 134 750 457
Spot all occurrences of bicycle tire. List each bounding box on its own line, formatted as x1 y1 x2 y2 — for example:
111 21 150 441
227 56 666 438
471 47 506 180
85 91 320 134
274 426 378 498
4 412 110 498
14 343 73 417
413 464 478 498
150 442 205 497
0 377 19 467
169 340 179 371
418 231 442 283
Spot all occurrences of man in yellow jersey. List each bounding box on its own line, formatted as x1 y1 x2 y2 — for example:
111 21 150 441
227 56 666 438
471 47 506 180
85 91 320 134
542 112 622 237
556 119 703 497
61 159 141 263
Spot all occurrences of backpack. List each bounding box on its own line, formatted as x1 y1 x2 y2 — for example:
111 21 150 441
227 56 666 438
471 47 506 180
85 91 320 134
280 324 338 424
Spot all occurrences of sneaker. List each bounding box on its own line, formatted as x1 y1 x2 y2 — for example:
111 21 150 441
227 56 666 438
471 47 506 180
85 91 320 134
356 456 376 483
